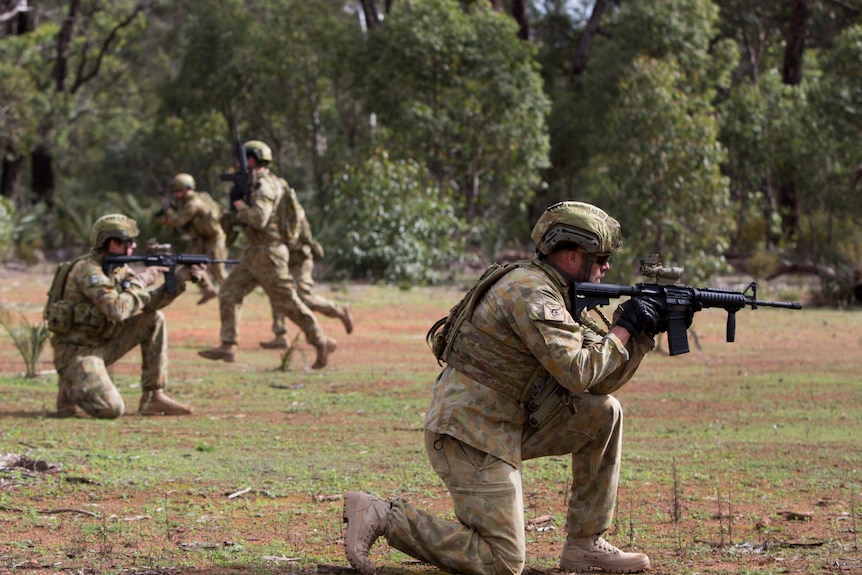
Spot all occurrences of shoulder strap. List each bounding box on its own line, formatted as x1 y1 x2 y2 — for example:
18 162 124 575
426 262 525 364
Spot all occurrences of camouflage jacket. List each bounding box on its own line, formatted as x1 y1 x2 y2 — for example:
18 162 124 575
234 167 283 246
48 252 184 346
162 191 225 241
424 258 654 467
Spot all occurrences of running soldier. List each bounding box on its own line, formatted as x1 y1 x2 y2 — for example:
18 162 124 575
198 140 336 367
260 185 353 350
159 173 227 305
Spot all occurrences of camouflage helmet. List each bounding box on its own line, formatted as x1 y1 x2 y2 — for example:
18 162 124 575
170 173 195 192
531 201 622 255
90 213 139 250
244 140 272 164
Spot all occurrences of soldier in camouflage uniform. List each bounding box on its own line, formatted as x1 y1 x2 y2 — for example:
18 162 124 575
44 214 201 419
159 173 228 305
260 188 353 350
198 140 337 368
342 202 665 575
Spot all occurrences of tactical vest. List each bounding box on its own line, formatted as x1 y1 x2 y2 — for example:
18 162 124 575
426 261 576 426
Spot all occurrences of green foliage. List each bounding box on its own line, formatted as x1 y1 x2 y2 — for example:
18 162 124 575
319 150 464 284
588 53 733 283
363 0 550 250
0 306 50 378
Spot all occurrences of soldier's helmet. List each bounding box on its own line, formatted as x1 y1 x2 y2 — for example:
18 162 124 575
170 173 195 192
531 201 622 255
90 214 139 250
244 140 272 164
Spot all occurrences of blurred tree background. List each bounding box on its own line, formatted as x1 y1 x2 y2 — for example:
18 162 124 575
1 0 861 298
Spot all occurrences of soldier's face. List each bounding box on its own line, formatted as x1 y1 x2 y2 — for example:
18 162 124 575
107 238 136 256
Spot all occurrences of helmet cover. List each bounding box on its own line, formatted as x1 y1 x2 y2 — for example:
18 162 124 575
90 214 139 250
531 201 622 255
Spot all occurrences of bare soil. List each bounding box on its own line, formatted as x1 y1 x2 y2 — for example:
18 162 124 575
0 264 859 575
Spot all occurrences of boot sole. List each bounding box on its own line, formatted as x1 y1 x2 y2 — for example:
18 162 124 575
197 353 235 363
561 559 650 573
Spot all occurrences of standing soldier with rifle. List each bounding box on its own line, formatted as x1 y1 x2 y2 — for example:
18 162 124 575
158 173 227 305
43 214 203 418
260 184 354 350
198 139 337 368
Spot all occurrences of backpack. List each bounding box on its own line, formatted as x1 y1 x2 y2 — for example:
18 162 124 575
274 177 301 245
43 256 87 334
425 262 524 364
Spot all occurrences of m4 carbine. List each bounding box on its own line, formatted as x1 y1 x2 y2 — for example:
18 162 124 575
571 254 803 355
103 254 239 294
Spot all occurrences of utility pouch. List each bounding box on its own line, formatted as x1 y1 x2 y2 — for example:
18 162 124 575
44 301 74 334
526 375 577 428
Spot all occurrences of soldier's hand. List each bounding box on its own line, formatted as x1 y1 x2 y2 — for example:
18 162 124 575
132 266 168 288
615 298 662 338
177 264 206 285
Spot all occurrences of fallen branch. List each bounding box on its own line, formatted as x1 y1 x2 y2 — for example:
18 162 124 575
38 507 98 517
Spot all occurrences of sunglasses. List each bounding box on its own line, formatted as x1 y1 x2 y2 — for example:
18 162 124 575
593 253 612 265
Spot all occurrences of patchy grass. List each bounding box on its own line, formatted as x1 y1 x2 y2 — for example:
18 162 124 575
0 265 859 575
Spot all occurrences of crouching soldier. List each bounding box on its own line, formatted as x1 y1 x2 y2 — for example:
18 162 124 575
44 213 203 418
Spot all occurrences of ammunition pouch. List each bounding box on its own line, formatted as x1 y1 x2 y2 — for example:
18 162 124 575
44 301 74 335
524 375 578 428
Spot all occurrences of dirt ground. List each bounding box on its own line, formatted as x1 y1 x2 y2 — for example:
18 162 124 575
0 263 859 575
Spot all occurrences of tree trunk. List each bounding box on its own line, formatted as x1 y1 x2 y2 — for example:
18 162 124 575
572 0 609 76
776 0 809 244
31 145 55 207
358 0 381 30
511 0 528 40
1 153 24 202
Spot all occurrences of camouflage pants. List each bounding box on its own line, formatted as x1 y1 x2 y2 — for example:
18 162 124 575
219 243 324 345
189 236 228 291
52 311 169 419
271 246 342 336
387 393 623 575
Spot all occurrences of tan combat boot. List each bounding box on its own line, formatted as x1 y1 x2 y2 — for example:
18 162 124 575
312 336 337 369
139 390 193 416
198 343 237 362
259 334 289 350
197 286 218 306
560 535 650 573
339 305 354 334
342 491 390 575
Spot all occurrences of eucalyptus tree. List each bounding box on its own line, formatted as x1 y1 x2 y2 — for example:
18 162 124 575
361 0 551 253
584 0 737 283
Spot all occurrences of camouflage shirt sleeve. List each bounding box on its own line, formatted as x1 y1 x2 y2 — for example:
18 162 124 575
236 171 278 230
161 198 196 229
74 258 151 322
480 264 631 395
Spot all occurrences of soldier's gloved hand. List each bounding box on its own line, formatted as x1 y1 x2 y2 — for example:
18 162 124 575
132 266 168 289
176 264 206 285
615 298 662 337
640 296 669 334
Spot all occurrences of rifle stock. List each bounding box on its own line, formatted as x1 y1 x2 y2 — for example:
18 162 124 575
572 255 803 355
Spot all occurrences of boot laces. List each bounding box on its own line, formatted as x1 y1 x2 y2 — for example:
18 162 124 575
593 537 621 556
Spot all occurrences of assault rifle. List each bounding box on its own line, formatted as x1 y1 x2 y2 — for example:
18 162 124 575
220 118 250 212
572 254 803 355
103 254 239 294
